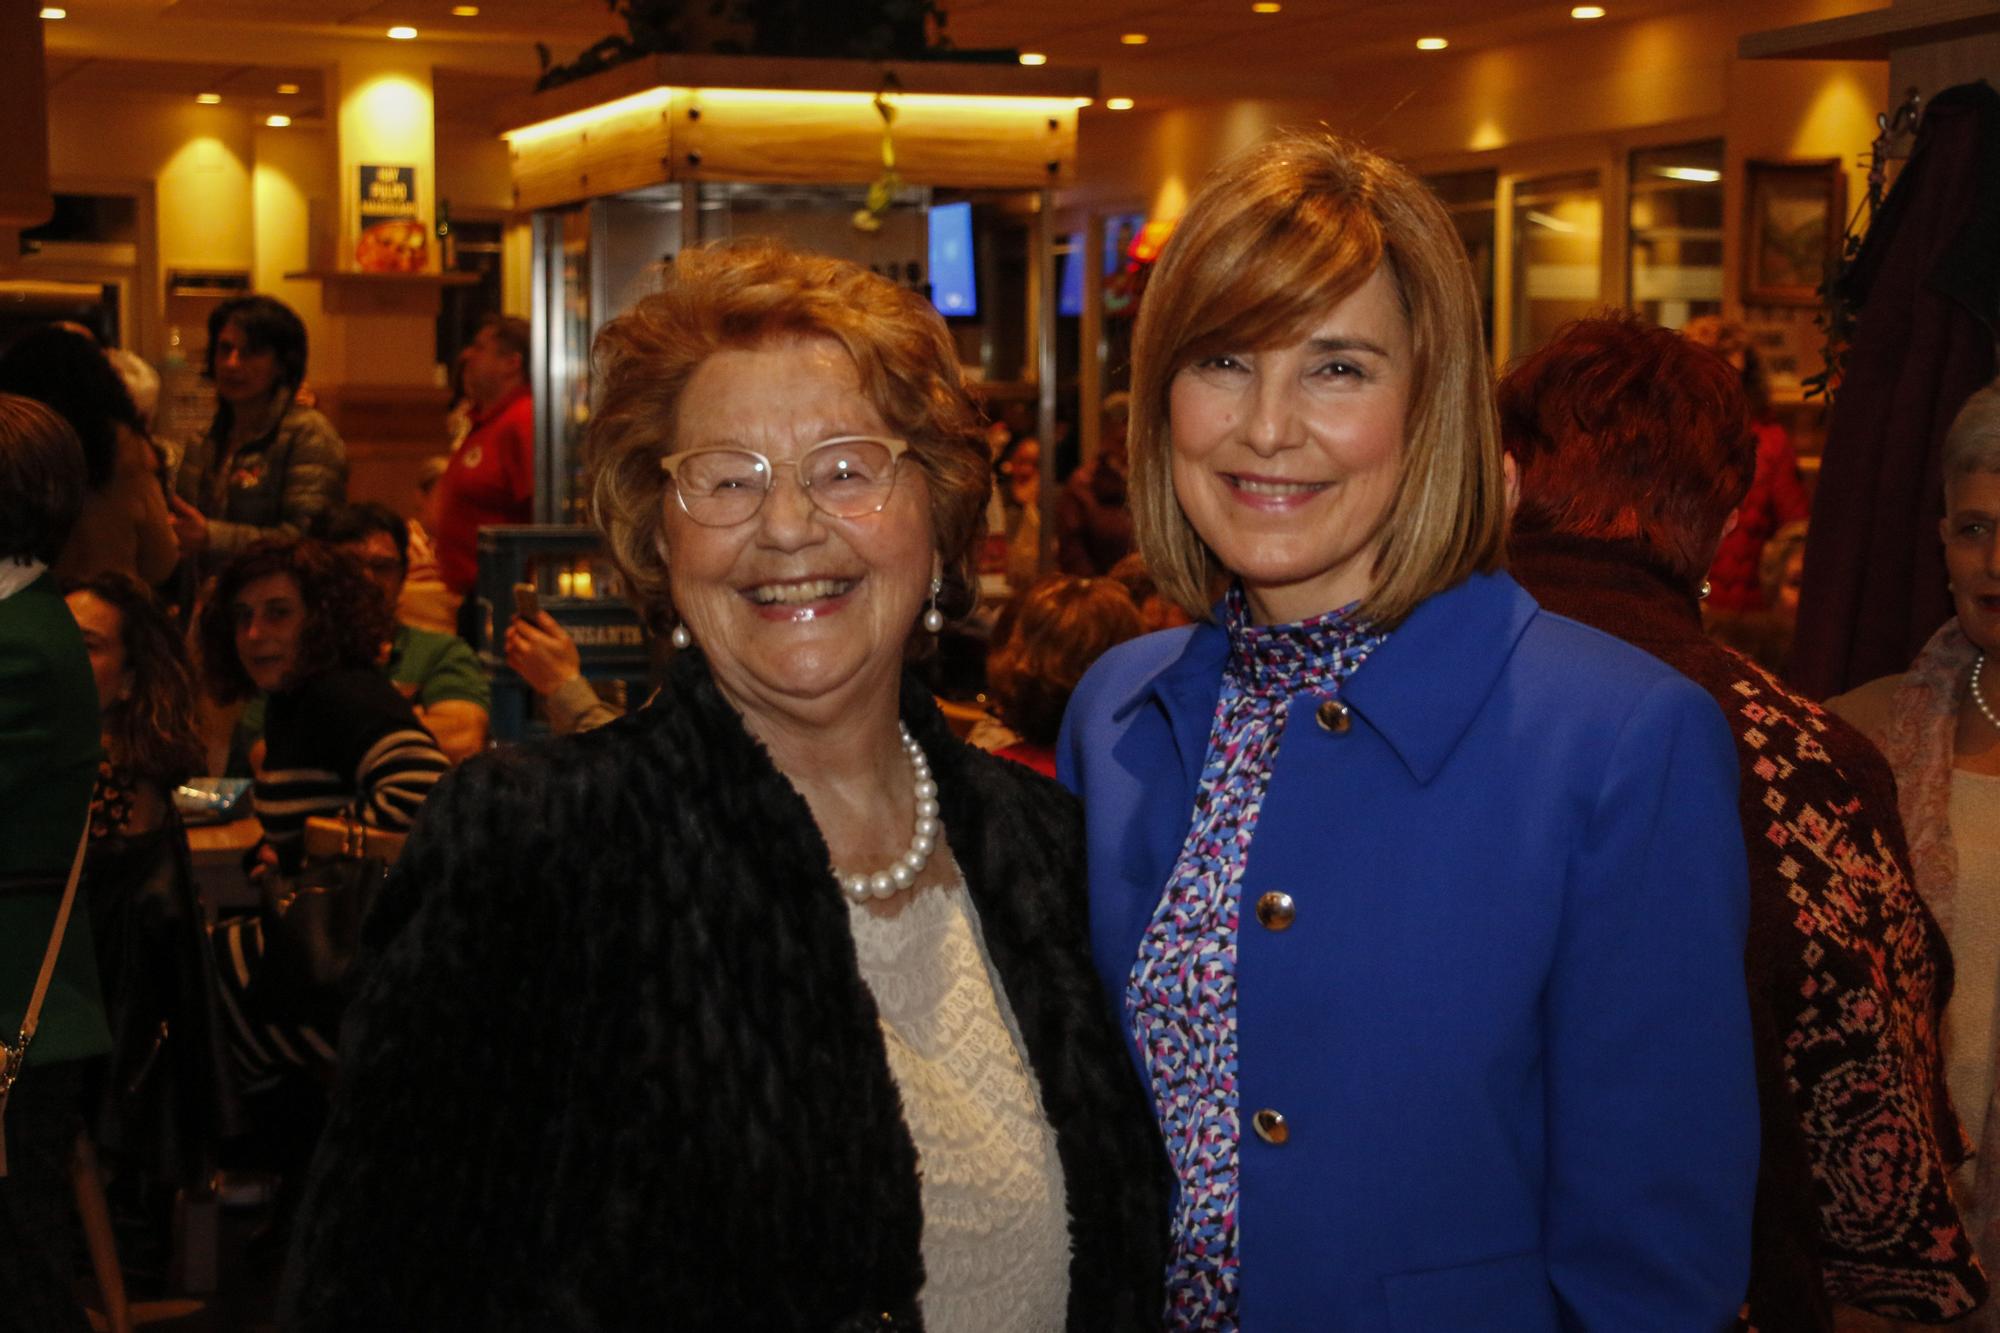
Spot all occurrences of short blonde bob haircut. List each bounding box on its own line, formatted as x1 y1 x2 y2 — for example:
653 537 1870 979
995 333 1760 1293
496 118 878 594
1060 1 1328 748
1129 130 1508 626
588 238 990 629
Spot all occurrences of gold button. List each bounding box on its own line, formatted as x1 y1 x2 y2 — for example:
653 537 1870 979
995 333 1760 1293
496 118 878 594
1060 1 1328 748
1255 890 1296 931
1315 698 1351 734
1252 1107 1290 1145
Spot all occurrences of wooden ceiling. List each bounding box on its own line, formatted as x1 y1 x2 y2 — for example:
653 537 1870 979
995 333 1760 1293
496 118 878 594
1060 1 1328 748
39 0 1825 112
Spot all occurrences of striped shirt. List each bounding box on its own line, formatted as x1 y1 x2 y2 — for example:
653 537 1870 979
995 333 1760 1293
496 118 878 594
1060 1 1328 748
255 667 449 871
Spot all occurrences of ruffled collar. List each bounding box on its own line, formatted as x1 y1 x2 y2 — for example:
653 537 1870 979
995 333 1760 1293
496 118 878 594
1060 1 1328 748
1222 583 1386 699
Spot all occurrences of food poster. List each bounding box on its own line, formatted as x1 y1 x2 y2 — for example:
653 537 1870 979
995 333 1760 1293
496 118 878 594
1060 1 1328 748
356 165 428 273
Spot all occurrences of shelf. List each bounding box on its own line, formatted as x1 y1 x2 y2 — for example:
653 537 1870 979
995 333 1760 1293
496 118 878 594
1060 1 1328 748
283 269 482 288
1739 0 2000 60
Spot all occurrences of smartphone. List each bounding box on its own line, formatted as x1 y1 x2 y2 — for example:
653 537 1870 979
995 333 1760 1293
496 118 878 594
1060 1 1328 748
512 582 540 621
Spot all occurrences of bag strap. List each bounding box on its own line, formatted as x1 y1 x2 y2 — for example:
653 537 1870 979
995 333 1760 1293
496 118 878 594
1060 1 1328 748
0 808 92 1176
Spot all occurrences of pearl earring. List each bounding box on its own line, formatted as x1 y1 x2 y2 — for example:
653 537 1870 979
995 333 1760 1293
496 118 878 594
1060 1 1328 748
922 577 944 634
671 623 692 650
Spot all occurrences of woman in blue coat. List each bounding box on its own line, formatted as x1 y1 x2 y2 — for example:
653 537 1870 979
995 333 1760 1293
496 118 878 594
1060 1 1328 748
1058 131 1760 1331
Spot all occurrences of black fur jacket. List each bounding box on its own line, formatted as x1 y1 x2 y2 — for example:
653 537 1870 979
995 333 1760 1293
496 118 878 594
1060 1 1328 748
279 649 1169 1331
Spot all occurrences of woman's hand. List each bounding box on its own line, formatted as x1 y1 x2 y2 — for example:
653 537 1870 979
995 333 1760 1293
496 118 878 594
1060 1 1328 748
169 491 210 554
504 611 583 697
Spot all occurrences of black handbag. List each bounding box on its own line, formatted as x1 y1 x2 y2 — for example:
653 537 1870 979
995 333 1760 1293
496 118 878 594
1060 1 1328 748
248 816 403 1033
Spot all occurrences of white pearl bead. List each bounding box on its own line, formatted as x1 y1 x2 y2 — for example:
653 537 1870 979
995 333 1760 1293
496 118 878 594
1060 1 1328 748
915 816 938 838
912 833 934 857
915 797 939 819
843 875 870 904
890 862 915 889
914 778 937 800
869 871 896 898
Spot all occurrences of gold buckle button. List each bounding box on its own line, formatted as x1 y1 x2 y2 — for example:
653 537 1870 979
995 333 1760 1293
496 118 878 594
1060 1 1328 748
1252 1107 1290 1145
1315 698 1351 734
1255 891 1296 931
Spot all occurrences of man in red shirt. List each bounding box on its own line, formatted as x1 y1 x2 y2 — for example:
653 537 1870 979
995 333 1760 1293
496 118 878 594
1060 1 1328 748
434 315 533 616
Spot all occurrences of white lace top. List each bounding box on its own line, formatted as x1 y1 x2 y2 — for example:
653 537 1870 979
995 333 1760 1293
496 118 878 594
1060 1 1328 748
846 878 1071 1333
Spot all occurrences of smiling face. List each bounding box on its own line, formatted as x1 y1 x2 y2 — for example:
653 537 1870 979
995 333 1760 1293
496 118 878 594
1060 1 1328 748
1943 468 2000 656
66 589 130 711
213 318 283 405
232 571 307 694
663 337 935 730
1168 263 1412 624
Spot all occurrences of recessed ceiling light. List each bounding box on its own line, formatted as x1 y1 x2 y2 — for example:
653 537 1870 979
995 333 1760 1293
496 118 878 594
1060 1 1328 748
1655 166 1722 182
1571 4 1606 16
1416 36 1448 50
196 92 222 104
1120 32 1147 44
265 114 292 127
39 6 65 17
387 25 418 39
1252 2 1280 11
1107 97 1135 111
276 83 300 95
1018 51 1047 65
450 4 479 13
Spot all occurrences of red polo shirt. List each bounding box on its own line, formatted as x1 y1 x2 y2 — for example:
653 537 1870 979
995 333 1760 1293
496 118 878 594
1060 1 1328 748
433 384 533 595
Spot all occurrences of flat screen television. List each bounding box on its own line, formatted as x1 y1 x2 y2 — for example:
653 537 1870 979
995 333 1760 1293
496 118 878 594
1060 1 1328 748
1058 212 1148 317
927 201 977 318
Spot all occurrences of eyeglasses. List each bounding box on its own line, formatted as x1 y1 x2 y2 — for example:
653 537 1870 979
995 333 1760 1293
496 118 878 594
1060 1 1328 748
659 435 912 528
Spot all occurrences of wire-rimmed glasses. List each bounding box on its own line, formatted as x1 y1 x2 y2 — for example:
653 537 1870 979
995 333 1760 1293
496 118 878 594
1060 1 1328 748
658 435 912 528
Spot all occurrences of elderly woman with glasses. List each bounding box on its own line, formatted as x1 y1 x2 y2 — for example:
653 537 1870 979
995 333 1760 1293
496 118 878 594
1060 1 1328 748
280 239 1167 1332
1060 132 1758 1329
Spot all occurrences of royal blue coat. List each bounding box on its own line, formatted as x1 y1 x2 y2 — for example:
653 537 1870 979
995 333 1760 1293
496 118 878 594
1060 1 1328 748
1058 571 1760 1332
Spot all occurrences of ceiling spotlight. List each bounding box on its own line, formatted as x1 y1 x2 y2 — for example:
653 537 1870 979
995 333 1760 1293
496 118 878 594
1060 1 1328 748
1018 51 1047 65
387 25 418 39
265 114 292 127
277 82 300 95
1416 36 1448 50
1252 2 1280 11
451 4 479 13
1120 33 1148 44
1571 4 1606 15
1107 97 1135 111
196 92 222 105
39 6 66 17
1655 166 1722 182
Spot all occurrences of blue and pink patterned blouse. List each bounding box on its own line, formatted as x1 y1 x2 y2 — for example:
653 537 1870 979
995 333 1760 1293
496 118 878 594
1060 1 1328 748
1125 586 1386 1330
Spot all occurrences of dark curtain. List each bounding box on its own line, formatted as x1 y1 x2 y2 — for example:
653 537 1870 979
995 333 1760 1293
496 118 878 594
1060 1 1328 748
1792 80 2000 699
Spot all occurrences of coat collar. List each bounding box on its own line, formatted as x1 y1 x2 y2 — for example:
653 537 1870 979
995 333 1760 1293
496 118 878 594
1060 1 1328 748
1115 570 1540 786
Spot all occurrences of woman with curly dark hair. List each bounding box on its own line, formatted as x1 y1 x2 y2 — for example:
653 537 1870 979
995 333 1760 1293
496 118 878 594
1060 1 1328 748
195 539 447 872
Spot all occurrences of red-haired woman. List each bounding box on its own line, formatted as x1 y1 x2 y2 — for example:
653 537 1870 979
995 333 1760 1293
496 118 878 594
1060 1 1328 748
982 574 1143 776
1500 314 1982 1326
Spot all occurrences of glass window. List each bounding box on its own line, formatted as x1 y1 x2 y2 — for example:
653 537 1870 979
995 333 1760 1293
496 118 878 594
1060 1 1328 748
1628 140 1724 329
1510 171 1601 357
1423 169 1497 347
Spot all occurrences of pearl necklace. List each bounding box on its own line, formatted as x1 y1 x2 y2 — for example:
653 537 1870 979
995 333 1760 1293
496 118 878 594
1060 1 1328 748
838 723 941 904
1975 653 2000 733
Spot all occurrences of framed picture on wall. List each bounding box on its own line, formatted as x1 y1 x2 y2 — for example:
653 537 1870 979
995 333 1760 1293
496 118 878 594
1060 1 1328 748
1743 159 1845 306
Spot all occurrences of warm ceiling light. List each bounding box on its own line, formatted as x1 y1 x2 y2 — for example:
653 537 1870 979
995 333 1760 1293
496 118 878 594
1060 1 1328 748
1571 4 1606 15
1106 97 1135 111
1655 165 1722 182
1018 51 1047 65
265 114 291 127
1416 36 1448 49
387 25 418 39
277 82 300 95
196 92 222 104
1252 2 1280 10
1120 32 1147 44
39 6 65 17
450 4 479 12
